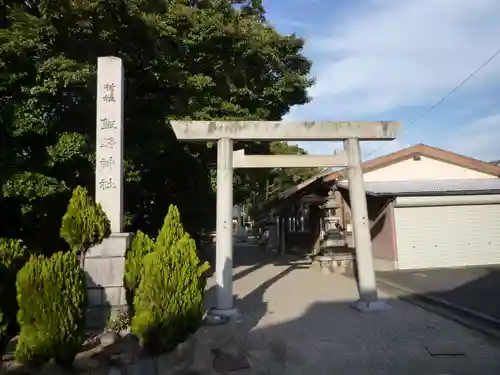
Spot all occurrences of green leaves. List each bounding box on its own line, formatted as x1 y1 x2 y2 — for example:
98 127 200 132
0 238 29 341
125 204 200 295
233 141 320 215
1 0 312 254
130 204 208 354
0 238 28 266
156 204 185 249
268 141 320 194
46 133 89 167
60 186 111 254
124 230 155 292
2 172 68 200
15 251 87 365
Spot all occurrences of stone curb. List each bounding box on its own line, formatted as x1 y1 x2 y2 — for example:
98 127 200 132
377 277 500 342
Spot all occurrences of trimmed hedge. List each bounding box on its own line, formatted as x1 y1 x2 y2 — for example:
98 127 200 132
15 251 87 365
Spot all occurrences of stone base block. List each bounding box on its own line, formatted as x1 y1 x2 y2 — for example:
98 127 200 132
315 256 333 275
209 307 239 317
332 259 355 274
84 232 131 330
351 299 393 313
206 308 240 325
88 286 126 306
86 304 129 329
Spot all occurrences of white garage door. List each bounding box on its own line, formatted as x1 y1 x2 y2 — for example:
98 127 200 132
394 203 500 269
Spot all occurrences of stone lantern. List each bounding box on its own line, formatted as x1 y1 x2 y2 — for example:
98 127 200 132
316 190 347 274
321 191 346 251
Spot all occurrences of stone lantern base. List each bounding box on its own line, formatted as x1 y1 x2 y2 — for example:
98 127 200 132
314 248 355 275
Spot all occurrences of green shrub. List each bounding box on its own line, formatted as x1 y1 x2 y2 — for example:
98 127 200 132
124 205 187 300
0 239 29 345
124 231 155 293
129 205 209 354
131 235 209 354
15 252 87 365
156 204 185 249
60 186 110 264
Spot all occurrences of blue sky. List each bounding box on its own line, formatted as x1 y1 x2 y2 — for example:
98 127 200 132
263 0 500 161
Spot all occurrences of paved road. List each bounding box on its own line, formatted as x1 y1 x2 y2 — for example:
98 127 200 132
200 245 500 374
378 266 500 321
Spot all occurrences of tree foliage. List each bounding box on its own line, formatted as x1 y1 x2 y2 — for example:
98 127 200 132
0 0 312 253
235 141 320 215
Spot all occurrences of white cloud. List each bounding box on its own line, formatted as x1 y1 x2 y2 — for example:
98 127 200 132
301 0 500 117
295 112 500 163
445 113 500 161
285 0 500 161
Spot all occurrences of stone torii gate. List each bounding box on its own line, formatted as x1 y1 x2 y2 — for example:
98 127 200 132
170 120 400 316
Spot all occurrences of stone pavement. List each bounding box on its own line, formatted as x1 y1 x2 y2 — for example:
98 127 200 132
202 244 500 374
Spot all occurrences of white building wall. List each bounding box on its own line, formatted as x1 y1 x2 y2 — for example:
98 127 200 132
362 156 496 182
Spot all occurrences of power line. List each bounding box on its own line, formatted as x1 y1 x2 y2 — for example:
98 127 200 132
364 47 500 159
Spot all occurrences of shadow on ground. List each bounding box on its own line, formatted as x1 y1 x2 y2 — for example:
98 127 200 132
377 266 500 322
200 239 310 279
4 246 500 374
201 244 500 374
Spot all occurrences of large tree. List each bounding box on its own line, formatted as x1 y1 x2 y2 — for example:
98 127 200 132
0 0 312 253
234 141 320 218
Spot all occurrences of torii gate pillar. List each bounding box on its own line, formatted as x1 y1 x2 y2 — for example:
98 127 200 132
214 137 234 312
170 121 400 317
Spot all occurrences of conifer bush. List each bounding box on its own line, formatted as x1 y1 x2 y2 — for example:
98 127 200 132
15 252 87 365
130 205 209 354
60 186 110 265
131 236 208 353
14 186 107 365
124 204 187 298
156 204 185 249
124 230 155 293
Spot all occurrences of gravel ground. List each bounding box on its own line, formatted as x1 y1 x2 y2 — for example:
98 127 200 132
203 244 500 374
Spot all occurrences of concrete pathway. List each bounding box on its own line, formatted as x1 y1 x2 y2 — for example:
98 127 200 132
203 244 500 374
